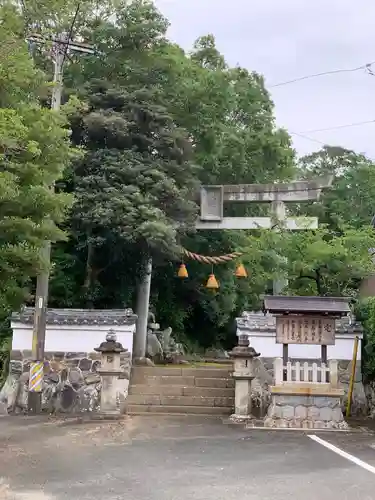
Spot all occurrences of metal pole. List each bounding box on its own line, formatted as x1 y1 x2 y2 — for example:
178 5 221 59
28 43 64 414
346 336 359 418
133 257 152 361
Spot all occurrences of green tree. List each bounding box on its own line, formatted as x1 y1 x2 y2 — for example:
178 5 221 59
5 0 117 33
17 0 297 346
46 0 296 344
281 227 375 297
287 146 375 300
150 34 294 338
0 9 74 313
356 298 375 382
298 146 375 229
66 83 199 304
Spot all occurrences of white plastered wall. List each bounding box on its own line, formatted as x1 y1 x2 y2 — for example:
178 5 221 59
11 323 136 354
236 329 362 361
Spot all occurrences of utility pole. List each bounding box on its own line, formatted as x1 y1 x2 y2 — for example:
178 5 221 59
27 32 94 413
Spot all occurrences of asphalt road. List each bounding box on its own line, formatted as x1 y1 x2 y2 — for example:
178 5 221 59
1 415 375 499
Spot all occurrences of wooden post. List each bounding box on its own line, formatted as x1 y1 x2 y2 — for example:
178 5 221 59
283 344 288 381
321 344 327 362
321 344 328 382
346 336 359 418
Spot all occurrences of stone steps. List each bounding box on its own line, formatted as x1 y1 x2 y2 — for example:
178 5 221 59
126 404 233 416
129 384 234 397
130 376 234 388
128 394 234 407
127 365 234 416
132 367 232 377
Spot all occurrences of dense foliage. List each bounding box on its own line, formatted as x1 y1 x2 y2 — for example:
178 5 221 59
0 5 75 378
47 0 297 346
0 6 74 314
356 298 375 382
1 0 375 354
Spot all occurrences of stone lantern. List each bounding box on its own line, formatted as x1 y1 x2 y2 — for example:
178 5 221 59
94 330 128 417
229 334 260 422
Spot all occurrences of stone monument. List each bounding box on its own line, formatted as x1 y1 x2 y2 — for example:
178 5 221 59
262 295 351 429
146 311 185 364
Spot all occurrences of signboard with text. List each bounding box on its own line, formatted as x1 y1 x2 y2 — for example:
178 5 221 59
276 316 335 345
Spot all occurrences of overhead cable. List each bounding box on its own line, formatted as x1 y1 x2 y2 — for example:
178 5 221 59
270 62 375 88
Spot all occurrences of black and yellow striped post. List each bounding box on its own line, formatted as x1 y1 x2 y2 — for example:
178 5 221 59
29 361 44 394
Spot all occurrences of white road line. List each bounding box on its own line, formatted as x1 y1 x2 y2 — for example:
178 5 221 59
309 435 375 474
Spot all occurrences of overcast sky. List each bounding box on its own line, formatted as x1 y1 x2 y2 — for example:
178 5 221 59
154 0 375 159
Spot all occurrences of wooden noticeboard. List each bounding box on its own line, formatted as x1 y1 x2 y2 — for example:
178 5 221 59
276 316 335 345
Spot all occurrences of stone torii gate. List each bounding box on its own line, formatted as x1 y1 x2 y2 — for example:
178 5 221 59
133 177 332 361
196 177 332 294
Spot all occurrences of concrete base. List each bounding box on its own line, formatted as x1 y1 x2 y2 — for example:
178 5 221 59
264 386 348 430
91 412 123 421
133 357 155 366
228 414 255 424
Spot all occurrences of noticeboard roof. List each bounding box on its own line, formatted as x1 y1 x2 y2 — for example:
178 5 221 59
262 296 351 316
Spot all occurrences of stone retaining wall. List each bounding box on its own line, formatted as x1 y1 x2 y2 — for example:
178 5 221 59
264 393 348 429
250 357 367 418
0 350 131 414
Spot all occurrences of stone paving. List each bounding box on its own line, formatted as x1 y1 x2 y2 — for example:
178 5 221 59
1 415 375 499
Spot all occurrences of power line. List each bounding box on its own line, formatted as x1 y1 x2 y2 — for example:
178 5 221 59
290 132 327 146
269 62 375 88
300 119 375 134
62 2 82 67
290 131 375 162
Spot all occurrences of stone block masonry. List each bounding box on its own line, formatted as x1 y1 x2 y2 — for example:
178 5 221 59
1 349 132 415
0 307 137 415
251 357 367 417
264 391 348 430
